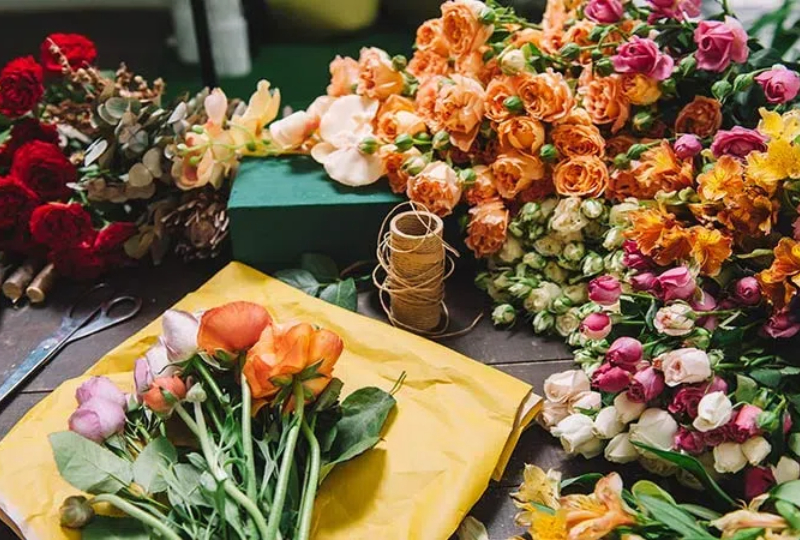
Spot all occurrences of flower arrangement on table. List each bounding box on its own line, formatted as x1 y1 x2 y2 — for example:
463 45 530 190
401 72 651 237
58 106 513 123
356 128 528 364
50 300 395 539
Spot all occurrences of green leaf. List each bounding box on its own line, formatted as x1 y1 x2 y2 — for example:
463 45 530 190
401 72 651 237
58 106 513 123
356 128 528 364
790 433 800 457
636 495 717 540
750 369 783 389
49 432 133 494
771 480 800 507
775 500 800 530
82 516 148 540
726 529 765 540
312 378 344 413
679 504 721 521
782 367 800 376
319 278 358 311
275 269 320 296
133 437 177 494
631 443 736 508
735 375 759 404
300 253 339 282
560 473 603 490
632 480 676 505
166 464 211 508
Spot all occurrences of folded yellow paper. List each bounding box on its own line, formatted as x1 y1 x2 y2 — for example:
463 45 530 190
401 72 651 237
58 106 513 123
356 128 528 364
0 262 538 540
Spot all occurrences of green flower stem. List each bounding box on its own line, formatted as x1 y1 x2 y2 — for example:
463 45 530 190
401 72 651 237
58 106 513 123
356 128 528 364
265 379 306 540
241 372 259 539
296 420 321 540
194 361 230 411
91 494 182 540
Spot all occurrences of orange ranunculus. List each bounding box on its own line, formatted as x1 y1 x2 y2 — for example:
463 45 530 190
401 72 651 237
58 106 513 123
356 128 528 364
578 72 630 133
553 156 609 197
561 473 635 540
465 198 509 258
675 96 722 138
415 18 450 56
433 74 485 151
464 164 498 205
243 323 344 400
497 116 546 155
491 149 546 199
381 146 421 194
518 69 575 123
375 94 426 142
689 226 733 277
605 135 637 162
357 47 405 100
197 301 273 358
626 207 676 255
551 124 606 157
415 75 444 129
621 73 662 106
142 376 187 415
634 141 695 196
484 76 518 123
407 161 462 216
441 0 494 57
327 55 360 97
718 187 777 238
758 238 800 309
697 155 744 202
407 50 450 82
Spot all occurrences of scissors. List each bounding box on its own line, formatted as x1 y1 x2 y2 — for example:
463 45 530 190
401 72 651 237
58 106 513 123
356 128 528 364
0 283 142 408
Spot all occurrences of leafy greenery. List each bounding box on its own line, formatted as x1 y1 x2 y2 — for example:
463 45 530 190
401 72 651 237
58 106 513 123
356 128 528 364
276 253 361 312
49 432 133 494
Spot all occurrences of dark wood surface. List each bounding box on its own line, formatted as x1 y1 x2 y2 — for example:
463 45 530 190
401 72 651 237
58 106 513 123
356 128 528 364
0 257 627 539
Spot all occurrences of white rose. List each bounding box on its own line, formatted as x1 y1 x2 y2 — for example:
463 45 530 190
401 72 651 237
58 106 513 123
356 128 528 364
497 235 524 263
543 261 569 284
540 400 570 429
568 391 601 414
629 408 678 451
772 457 800 484
550 197 588 234
654 304 695 336
563 283 588 304
552 414 602 458
543 370 590 404
524 282 561 312
555 309 582 337
533 235 564 257
594 407 624 439
742 436 772 466
608 199 640 226
692 392 732 432
713 442 748 474
605 433 638 463
270 110 314 149
500 48 526 74
659 348 712 387
614 393 646 424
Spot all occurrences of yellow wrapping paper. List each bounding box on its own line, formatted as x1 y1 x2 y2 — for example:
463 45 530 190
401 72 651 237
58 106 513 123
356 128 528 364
0 262 539 540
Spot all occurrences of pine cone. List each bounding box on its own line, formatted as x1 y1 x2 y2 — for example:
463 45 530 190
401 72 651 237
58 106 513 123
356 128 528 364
161 188 229 261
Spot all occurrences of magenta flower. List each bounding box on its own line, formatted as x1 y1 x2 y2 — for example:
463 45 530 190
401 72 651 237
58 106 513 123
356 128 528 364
655 266 696 301
612 37 674 81
675 427 706 454
733 277 762 306
694 16 749 73
581 312 612 340
756 66 800 104
606 337 643 371
762 311 800 339
744 466 776 500
68 396 126 443
631 272 657 292
674 134 703 159
588 275 622 306
592 363 632 393
626 366 665 403
622 240 652 270
647 0 701 21
584 0 623 23
710 127 768 159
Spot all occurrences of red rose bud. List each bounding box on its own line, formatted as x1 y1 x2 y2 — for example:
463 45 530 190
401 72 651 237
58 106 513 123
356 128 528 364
580 312 612 340
40 33 97 75
142 376 187 415
630 271 657 292
0 56 44 118
755 65 800 104
591 363 631 393
588 275 622 306
674 427 706 455
734 277 762 306
30 203 95 249
655 266 696 302
606 337 643 371
11 140 76 201
744 466 776 501
626 366 665 403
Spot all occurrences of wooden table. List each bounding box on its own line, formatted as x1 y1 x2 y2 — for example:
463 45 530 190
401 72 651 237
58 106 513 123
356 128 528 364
0 257 647 539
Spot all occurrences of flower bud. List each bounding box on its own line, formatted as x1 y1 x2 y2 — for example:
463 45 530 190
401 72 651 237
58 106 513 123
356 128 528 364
60 496 94 529
603 227 625 250
604 251 625 273
527 224 546 242
613 152 630 169
595 58 614 76
393 133 413 152
659 77 677 95
459 167 476 184
358 136 379 155
508 221 524 238
523 251 547 270
403 155 427 175
712 79 733 101
563 283 588 305
509 282 532 298
632 110 655 132
626 143 649 160
683 328 711 349
581 252 604 276
581 312 612 340
539 143 559 162
734 72 755 92
185 383 208 403
503 95 524 114
500 49 527 74
588 275 621 306
391 54 408 71
492 304 517 326
555 308 582 337
188 155 202 166
580 198 604 219
679 55 696 75
552 295 573 315
533 310 555 333
734 276 762 306
432 130 451 150
479 7 496 24
588 25 605 42
191 125 205 134
562 241 585 262
573 348 596 365
559 43 581 60
544 261 569 284
474 271 491 291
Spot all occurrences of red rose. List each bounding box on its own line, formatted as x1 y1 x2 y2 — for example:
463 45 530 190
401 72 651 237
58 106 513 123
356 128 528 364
11 140 75 201
95 222 137 267
30 202 95 249
0 118 59 168
40 33 97 76
50 243 106 280
0 175 41 254
0 56 44 118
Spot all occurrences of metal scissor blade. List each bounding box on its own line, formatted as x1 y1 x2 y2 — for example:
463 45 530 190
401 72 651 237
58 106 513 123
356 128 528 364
0 330 72 408
67 296 143 344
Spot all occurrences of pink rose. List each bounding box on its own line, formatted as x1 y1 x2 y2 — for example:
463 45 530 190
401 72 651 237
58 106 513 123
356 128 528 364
744 466 776 501
626 366 665 403
734 404 763 438
585 0 624 23
675 427 706 454
674 134 703 159
612 37 674 81
606 337 644 371
667 377 727 418
75 376 127 409
592 363 631 393
623 240 652 271
647 0 701 21
756 66 800 104
690 289 717 312
734 277 762 306
589 275 622 306
581 312 612 340
694 17 749 73
68 396 127 443
631 272 657 292
655 266 696 301
710 127 768 159
762 311 800 339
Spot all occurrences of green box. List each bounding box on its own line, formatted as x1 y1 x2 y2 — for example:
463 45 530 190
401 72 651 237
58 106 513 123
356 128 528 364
229 156 404 271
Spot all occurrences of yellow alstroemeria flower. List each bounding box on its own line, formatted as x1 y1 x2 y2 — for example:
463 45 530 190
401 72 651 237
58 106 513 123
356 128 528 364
560 473 636 540
528 508 568 540
746 138 800 196
229 79 282 157
758 107 800 142
512 465 561 510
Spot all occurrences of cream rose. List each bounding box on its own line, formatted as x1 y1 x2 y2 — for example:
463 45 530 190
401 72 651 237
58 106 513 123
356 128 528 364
594 406 625 439
569 391 602 414
550 197 589 235
692 391 732 433
629 408 678 451
772 456 800 484
713 442 748 474
543 369 590 404
552 413 604 458
614 392 646 424
742 436 772 466
605 433 638 463
540 400 570 429
659 348 712 387
357 47 405 100
525 282 562 313
654 304 695 336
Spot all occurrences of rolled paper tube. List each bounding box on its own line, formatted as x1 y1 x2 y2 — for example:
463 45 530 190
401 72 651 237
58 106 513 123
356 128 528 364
2 259 43 303
26 263 57 304
388 211 445 332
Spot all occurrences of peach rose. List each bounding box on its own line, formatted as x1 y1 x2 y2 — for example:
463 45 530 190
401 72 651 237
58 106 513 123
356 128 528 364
465 198 510 258
497 116 546 155
407 50 450 82
563 20 597 63
518 69 575 123
511 28 545 49
491 149 546 199
675 96 723 138
357 47 405 100
484 76 518 122
579 72 630 133
327 55 360 97
415 75 443 129
553 155 609 197
556 107 594 126
381 145 421 194
197 301 273 358
551 123 606 157
375 94 426 142
621 73 662 106
416 18 450 56
407 161 462 216
441 0 494 57
605 135 637 161
454 50 486 80
433 74 485 151
464 164 498 205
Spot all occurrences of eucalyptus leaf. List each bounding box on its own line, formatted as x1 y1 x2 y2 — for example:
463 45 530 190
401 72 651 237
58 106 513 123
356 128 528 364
636 495 717 540
49 432 133 494
275 269 320 296
105 97 129 118
775 500 800 530
300 253 339 282
319 278 358 312
84 139 109 166
133 436 177 494
82 516 148 540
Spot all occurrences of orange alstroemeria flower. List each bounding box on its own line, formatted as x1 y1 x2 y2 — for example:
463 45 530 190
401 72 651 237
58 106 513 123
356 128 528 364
197 301 273 358
697 155 744 203
689 226 733 277
758 238 800 309
560 473 635 540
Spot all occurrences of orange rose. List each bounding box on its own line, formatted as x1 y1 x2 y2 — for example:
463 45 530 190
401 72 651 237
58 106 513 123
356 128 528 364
484 76 518 123
454 50 486 80
441 0 494 57
465 198 509 258
416 18 450 56
621 73 662 106
689 226 733 277
197 301 273 358
497 116 546 155
381 146 421 194
758 238 800 309
563 20 596 63
518 69 575 122
433 74 485 151
407 50 450 82
464 164 498 205
627 208 674 255
555 107 594 126
605 135 637 162
633 141 695 197
697 155 744 202
327 55 360 97
553 156 609 197
551 124 606 157
375 94 426 142
541 0 573 53
675 96 722 138
142 376 187 415
357 47 405 100
407 161 462 216
415 75 443 129
578 72 630 133
511 28 545 49
491 149 546 199
607 168 639 201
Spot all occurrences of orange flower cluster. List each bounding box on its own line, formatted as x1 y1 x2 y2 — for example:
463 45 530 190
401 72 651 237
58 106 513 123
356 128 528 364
758 238 800 310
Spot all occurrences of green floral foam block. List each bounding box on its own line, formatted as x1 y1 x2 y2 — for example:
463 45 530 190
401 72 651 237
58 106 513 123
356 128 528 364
229 156 403 271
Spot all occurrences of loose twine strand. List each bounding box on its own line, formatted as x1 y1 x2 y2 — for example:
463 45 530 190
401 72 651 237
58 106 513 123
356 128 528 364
372 202 482 338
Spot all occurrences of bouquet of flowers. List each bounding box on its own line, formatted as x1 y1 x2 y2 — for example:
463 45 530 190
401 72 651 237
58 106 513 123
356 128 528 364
50 301 396 539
